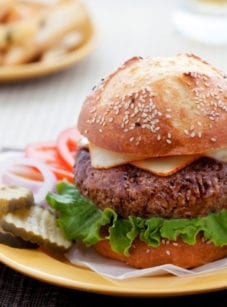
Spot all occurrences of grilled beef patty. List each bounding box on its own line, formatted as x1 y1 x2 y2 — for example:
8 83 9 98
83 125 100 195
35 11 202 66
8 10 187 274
74 149 227 219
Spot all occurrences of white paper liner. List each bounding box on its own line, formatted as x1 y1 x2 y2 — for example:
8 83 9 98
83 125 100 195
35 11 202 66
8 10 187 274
65 242 227 280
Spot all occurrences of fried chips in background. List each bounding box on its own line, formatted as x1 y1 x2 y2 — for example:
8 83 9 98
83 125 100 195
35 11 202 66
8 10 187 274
0 0 91 65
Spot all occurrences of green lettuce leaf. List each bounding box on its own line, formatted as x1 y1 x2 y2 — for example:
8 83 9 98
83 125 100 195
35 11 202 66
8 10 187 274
46 181 116 245
46 180 227 256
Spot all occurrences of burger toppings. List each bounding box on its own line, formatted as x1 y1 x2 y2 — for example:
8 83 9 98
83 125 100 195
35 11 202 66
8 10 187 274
89 141 200 175
46 180 227 257
89 143 148 168
129 155 200 176
205 147 227 163
1 205 72 251
0 185 34 216
80 139 226 176
0 184 72 251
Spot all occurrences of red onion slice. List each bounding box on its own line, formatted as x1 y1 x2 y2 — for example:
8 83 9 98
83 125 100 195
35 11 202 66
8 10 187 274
0 154 57 206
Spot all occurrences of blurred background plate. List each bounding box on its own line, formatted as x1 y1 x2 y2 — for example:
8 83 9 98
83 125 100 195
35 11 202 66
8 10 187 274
0 21 96 82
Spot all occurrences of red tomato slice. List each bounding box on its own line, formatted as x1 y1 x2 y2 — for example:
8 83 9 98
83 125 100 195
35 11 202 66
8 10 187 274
56 126 81 168
25 142 74 182
50 166 74 182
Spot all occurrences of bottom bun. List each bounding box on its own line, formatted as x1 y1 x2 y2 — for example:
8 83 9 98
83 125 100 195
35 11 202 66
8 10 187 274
94 237 227 269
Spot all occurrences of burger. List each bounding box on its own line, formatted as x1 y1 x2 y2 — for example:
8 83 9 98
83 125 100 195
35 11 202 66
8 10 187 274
48 53 227 269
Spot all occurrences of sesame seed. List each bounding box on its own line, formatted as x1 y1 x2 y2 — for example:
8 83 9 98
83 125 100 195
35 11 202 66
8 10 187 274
211 137 217 142
166 250 171 256
129 137 135 142
157 134 161 141
90 106 96 113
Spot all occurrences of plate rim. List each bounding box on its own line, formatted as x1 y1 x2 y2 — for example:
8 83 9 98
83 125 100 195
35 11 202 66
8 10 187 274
0 244 226 297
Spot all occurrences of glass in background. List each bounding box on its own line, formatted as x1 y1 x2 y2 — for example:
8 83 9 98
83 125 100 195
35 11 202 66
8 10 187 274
172 0 227 44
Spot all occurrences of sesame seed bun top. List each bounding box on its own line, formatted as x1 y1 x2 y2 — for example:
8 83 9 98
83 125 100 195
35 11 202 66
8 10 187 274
77 53 227 157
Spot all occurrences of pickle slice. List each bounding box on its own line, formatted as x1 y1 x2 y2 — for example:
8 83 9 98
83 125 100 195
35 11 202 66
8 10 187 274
1 206 72 252
0 186 34 216
0 226 37 249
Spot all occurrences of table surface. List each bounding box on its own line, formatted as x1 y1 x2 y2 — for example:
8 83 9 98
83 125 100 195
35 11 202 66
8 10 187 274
0 0 227 305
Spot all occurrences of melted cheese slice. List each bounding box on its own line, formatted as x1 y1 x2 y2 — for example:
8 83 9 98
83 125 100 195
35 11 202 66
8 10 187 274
205 148 227 163
89 143 198 176
130 156 199 176
81 138 226 176
89 143 148 168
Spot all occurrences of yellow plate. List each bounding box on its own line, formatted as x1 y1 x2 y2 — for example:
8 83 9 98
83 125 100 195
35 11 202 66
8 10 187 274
0 244 226 297
0 21 96 82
